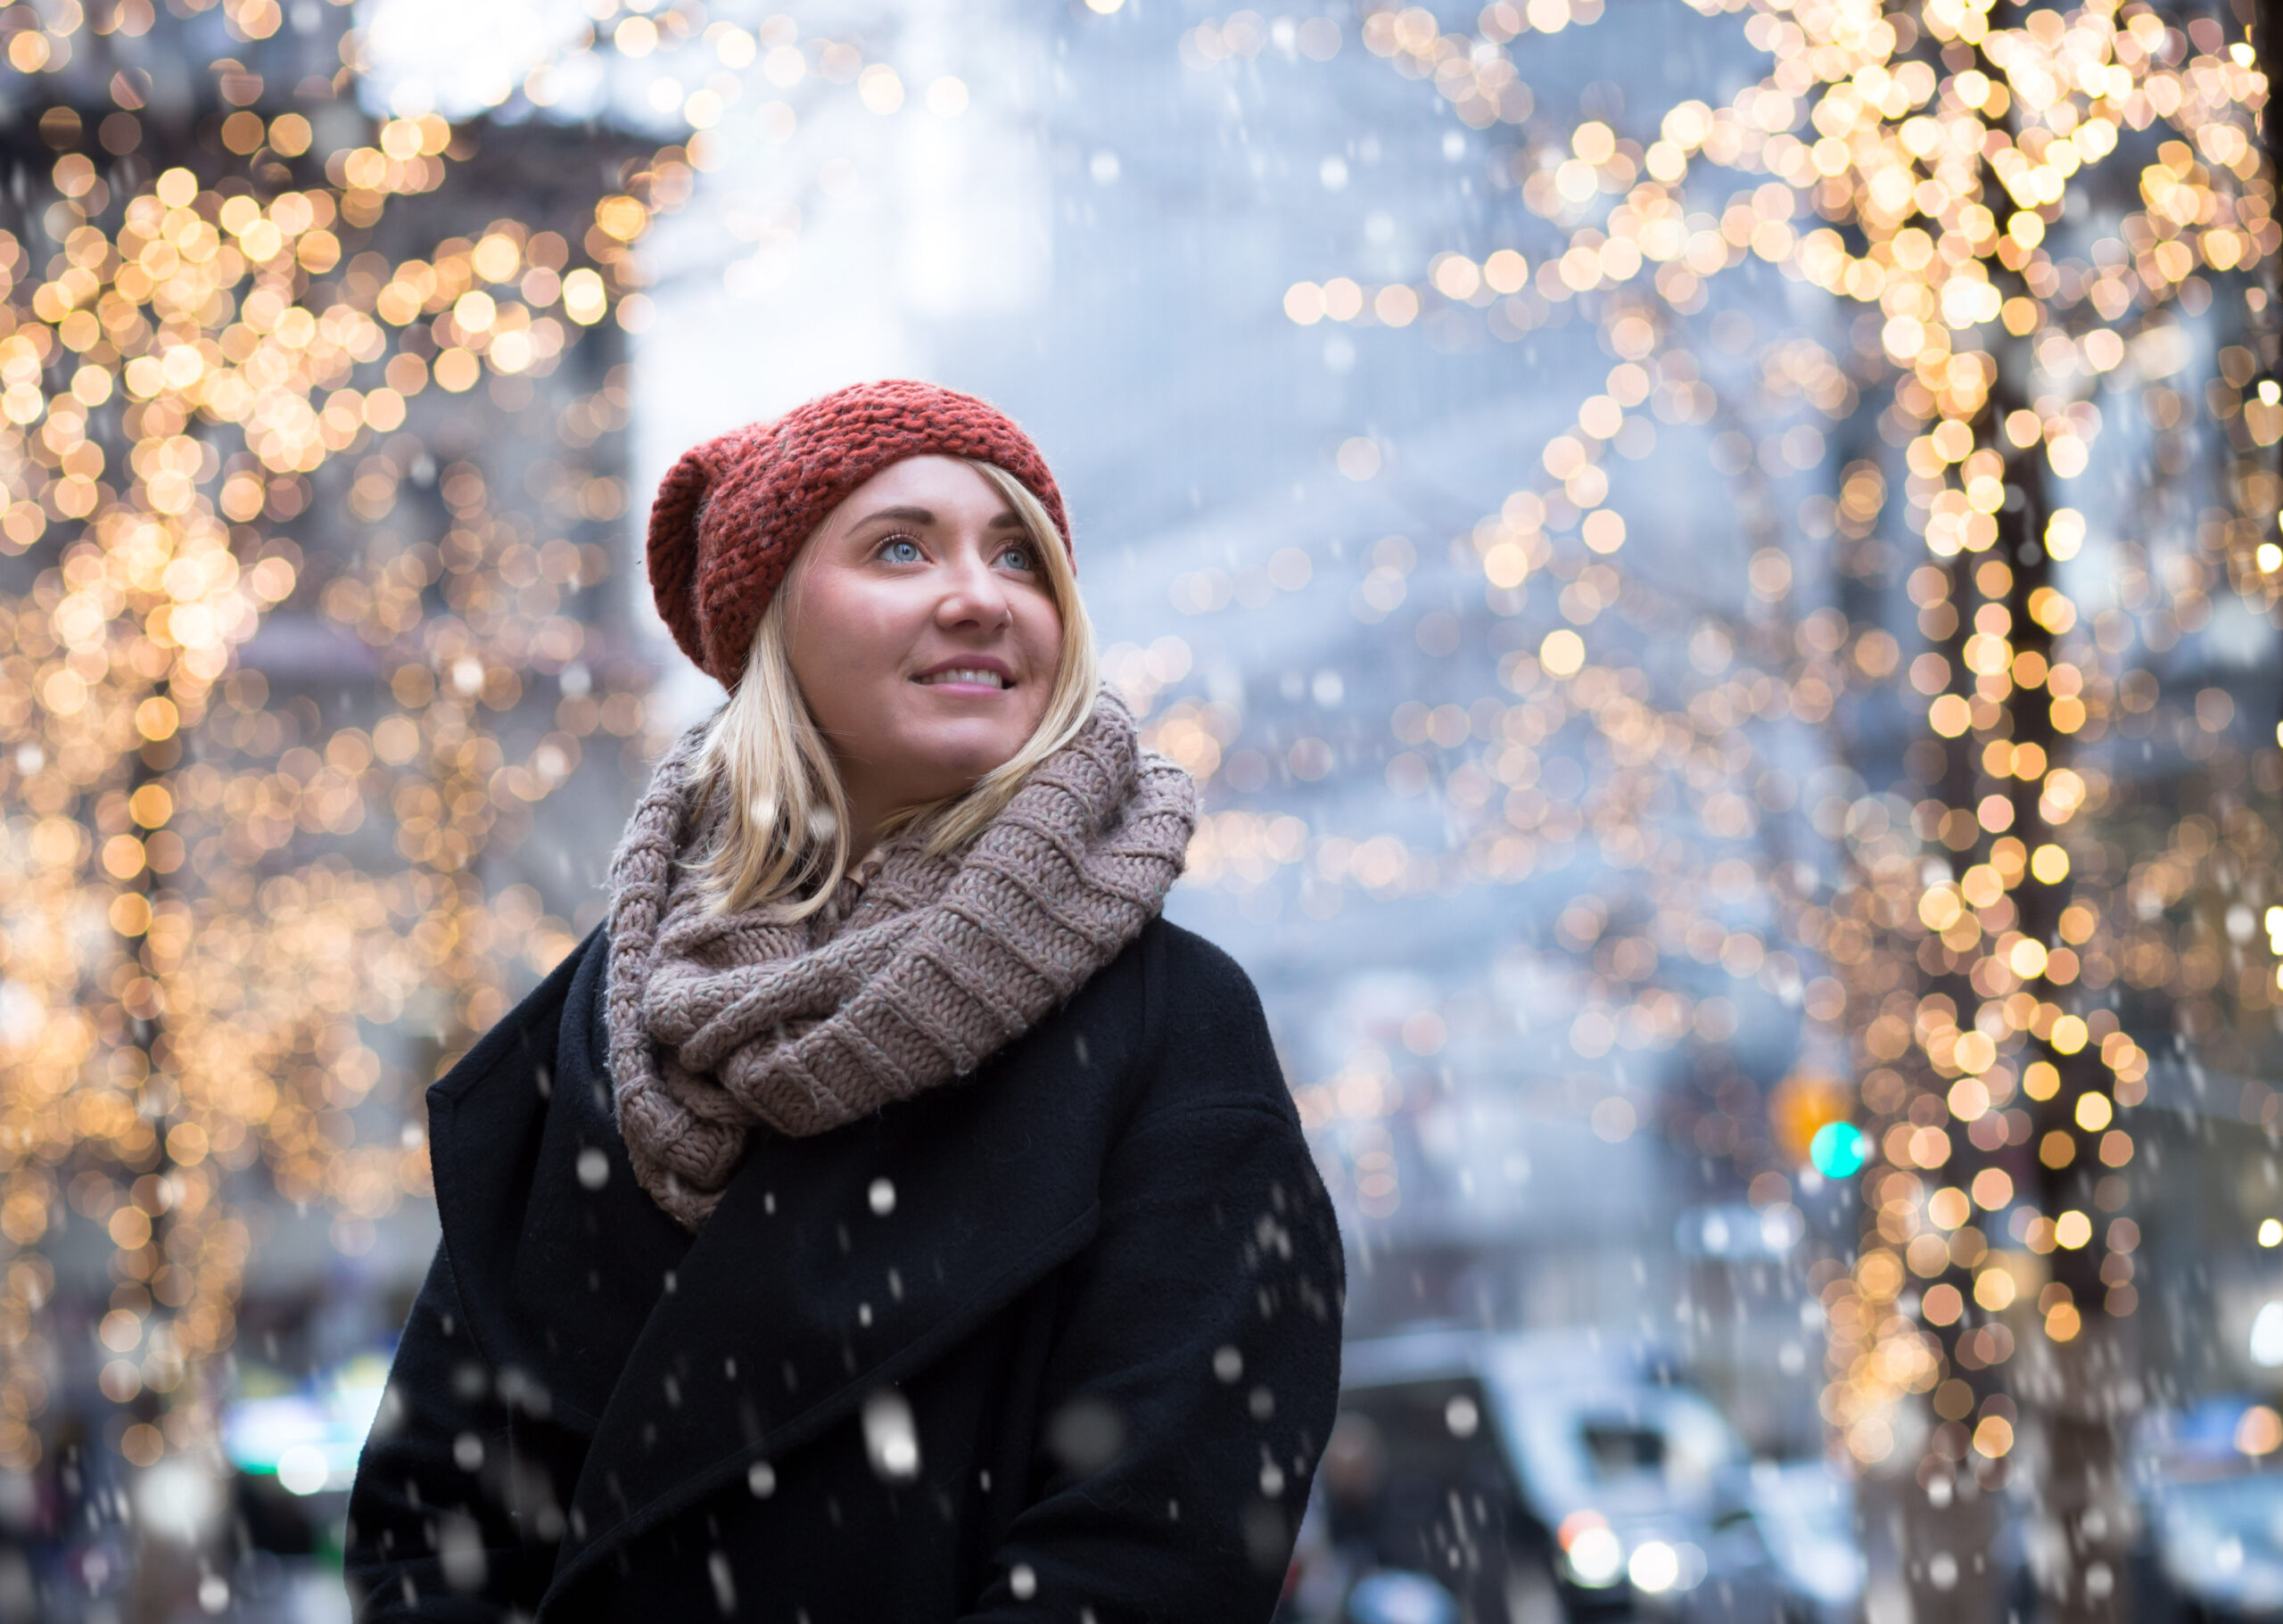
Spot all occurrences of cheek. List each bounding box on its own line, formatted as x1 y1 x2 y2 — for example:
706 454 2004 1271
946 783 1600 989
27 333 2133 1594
1016 598 1066 698
787 582 914 724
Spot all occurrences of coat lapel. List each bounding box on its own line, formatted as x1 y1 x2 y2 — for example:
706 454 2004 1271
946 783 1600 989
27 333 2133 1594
540 944 1145 1612
424 923 696 1435
424 926 595 1379
507 918 692 1430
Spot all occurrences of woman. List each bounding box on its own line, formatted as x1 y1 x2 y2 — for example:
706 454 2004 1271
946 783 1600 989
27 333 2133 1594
344 380 1346 1621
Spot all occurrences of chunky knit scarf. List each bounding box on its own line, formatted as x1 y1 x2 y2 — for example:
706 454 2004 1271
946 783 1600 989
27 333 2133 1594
603 690 1199 1230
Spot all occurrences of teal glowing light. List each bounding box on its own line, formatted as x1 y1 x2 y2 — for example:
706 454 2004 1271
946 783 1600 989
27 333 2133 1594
1809 1121 1868 1180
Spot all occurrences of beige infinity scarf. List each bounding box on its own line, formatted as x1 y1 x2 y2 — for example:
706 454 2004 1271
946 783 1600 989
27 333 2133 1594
603 690 1199 1230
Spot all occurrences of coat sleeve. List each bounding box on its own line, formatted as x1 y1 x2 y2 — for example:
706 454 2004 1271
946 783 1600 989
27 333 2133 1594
958 1081 1347 1624
342 1243 576 1621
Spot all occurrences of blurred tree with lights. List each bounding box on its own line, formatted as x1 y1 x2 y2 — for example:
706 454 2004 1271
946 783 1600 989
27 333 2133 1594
1267 0 2274 1615
0 0 762 1521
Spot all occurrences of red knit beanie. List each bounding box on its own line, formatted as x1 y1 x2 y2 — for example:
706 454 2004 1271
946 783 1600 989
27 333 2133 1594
645 379 1073 688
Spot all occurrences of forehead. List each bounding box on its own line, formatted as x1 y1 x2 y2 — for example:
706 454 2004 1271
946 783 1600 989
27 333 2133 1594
835 454 1006 516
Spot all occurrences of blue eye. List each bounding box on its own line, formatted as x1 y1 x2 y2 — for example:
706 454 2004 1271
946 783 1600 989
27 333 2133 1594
998 543 1036 572
878 535 923 564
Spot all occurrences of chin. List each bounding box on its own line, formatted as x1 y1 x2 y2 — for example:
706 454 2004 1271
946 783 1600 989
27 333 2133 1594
903 738 1028 796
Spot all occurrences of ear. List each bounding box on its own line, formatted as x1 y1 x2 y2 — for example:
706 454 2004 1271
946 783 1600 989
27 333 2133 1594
647 443 715 674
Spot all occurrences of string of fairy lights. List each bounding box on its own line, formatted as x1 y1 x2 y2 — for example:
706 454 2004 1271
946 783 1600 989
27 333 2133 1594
1240 0 2272 1489
0 1 940 1480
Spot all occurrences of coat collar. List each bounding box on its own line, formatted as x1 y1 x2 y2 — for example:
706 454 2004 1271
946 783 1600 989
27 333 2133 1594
424 923 1147 1615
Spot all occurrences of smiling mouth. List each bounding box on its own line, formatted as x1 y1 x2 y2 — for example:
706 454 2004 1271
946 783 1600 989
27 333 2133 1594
915 668 1012 689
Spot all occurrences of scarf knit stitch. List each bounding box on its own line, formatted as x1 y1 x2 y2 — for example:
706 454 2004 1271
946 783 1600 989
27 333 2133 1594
603 690 1199 1231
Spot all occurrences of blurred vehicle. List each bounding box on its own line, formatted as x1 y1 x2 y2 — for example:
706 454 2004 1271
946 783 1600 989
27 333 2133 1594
1741 1459 1866 1624
1330 1328 1859 1622
1344 1567 1464 1624
2131 1395 2283 1620
1276 1484 1469 1624
218 1347 391 1573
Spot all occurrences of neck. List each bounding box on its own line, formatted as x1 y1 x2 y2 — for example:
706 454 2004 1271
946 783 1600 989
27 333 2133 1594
832 757 986 864
833 773 894 865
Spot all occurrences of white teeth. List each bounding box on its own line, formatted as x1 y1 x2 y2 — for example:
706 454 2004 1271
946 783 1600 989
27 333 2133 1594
919 669 1008 688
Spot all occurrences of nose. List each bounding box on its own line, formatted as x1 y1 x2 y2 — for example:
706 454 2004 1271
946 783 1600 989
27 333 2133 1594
933 539 1014 632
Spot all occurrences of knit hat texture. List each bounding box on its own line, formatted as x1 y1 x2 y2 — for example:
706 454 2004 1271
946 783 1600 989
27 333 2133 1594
646 379 1072 688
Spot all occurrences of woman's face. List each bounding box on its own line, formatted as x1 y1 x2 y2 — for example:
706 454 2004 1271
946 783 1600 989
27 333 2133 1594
783 455 1064 834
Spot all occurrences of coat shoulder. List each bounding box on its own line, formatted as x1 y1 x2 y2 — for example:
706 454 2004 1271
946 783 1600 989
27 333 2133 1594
1141 912 1256 997
430 919 600 1113
1130 915 1292 1122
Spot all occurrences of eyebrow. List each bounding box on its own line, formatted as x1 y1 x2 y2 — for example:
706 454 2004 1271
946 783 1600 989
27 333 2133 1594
853 505 1026 530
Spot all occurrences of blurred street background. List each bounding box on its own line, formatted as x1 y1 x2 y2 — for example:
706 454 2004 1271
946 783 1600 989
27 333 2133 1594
0 0 2276 1618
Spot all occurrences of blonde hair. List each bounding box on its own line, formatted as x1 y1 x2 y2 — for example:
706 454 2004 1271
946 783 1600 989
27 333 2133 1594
686 459 1099 920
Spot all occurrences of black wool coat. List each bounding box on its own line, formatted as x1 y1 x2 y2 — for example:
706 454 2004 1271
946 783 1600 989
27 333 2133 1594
344 915 1345 1622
